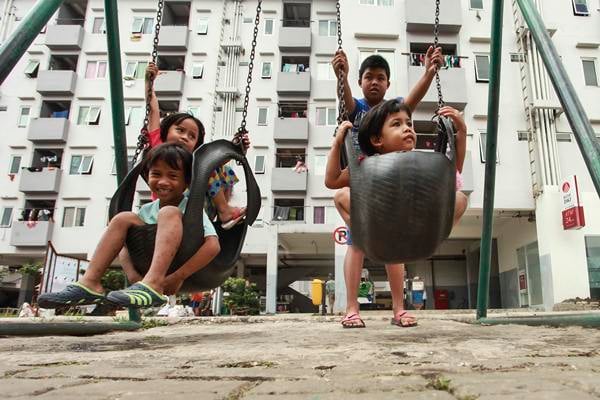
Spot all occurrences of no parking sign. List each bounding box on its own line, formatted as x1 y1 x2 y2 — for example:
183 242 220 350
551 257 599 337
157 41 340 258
333 226 350 245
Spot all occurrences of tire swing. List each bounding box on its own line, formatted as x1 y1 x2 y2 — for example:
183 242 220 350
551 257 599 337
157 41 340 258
337 0 457 264
108 0 263 292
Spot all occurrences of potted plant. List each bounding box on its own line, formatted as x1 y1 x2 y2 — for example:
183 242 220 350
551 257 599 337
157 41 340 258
222 277 260 316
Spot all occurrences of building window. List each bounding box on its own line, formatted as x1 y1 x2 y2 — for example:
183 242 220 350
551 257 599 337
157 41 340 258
123 61 148 80
582 59 598 86
69 155 94 175
470 0 484 9
192 63 204 79
273 199 304 221
316 107 337 126
585 236 600 300
92 17 106 33
475 54 490 82
62 207 86 227
18 106 31 127
125 106 144 127
9 155 22 175
318 20 337 37
313 155 327 175
187 107 200 118
24 60 40 78
77 106 101 125
264 18 274 35
257 107 269 125
0 207 13 227
479 132 499 163
317 62 335 80
254 155 265 174
111 155 135 175
85 61 107 79
261 61 272 78
313 206 325 224
573 0 590 15
132 17 154 34
197 17 209 35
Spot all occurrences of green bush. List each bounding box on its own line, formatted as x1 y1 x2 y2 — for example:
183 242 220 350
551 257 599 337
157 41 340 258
101 269 127 292
222 277 260 315
20 261 42 276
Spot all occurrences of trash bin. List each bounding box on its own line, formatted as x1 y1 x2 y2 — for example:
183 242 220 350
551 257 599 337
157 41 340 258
434 289 449 309
311 279 323 306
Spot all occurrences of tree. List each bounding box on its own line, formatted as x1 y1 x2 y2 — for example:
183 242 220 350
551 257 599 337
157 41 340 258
222 277 260 315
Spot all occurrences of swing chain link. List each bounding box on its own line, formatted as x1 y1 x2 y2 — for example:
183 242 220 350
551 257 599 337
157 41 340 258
133 0 165 167
335 0 348 124
235 0 262 153
434 0 445 111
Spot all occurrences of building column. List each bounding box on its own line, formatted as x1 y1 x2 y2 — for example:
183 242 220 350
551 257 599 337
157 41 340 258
236 260 245 278
265 224 279 314
334 241 347 314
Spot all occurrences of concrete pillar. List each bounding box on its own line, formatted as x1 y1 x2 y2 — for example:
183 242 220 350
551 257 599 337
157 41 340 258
334 241 347 313
265 224 279 314
236 260 245 278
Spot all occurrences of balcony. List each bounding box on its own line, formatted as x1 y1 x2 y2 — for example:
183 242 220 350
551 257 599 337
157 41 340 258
273 118 309 142
19 168 62 194
45 25 85 50
37 70 77 96
408 65 467 109
157 26 190 52
154 70 185 96
277 72 310 96
271 168 308 192
278 27 311 52
27 118 69 143
313 36 337 56
405 0 462 33
10 221 54 247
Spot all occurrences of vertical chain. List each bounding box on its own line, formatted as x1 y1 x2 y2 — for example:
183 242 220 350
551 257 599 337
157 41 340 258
132 0 165 166
335 0 347 123
234 0 262 152
434 0 444 111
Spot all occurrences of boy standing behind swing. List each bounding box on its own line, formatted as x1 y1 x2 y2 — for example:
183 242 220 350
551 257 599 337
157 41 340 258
328 48 443 328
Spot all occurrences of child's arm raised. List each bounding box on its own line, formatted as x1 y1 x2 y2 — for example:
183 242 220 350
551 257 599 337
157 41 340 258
145 62 161 132
404 46 443 112
325 121 352 189
331 50 357 117
438 106 467 173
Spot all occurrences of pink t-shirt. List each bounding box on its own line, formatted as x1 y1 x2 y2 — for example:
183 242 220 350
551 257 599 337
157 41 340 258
147 128 162 148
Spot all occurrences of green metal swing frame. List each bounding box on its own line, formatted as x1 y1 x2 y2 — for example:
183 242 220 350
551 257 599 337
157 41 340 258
0 0 599 334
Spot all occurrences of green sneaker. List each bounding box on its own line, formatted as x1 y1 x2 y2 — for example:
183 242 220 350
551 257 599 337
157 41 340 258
106 282 167 308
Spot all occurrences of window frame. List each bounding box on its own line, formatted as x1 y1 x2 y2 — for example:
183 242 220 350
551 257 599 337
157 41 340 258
318 20 337 37
111 155 135 175
316 107 337 126
197 17 209 35
24 60 40 78
479 131 500 163
192 63 204 79
261 61 272 79
92 17 106 34
254 155 266 174
78 106 102 125
257 107 269 126
69 155 94 175
582 58 598 87
85 60 107 79
264 18 274 35
313 206 325 224
124 106 144 126
18 106 31 128
0 207 13 228
469 0 484 10
317 62 335 80
62 207 86 227
572 0 590 15
474 54 491 83
9 155 22 175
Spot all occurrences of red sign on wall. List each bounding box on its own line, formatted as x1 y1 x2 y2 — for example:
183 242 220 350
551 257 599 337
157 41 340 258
561 175 585 230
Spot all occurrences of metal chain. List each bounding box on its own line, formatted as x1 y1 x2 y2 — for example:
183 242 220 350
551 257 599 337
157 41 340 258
335 0 347 124
433 0 444 111
133 0 165 166
234 0 262 152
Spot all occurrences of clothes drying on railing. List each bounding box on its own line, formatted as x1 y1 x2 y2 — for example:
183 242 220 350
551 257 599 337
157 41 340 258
410 53 461 69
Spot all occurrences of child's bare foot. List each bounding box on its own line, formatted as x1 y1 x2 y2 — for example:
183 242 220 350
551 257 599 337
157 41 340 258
219 206 246 230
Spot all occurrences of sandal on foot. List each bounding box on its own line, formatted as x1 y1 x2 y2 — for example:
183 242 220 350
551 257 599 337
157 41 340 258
341 313 366 329
37 282 105 309
106 282 167 308
221 207 247 230
391 311 417 328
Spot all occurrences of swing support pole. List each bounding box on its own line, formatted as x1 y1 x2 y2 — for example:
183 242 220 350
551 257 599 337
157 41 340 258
0 0 65 85
476 0 504 320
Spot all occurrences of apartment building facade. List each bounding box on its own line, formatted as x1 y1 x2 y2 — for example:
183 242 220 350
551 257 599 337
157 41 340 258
0 0 599 313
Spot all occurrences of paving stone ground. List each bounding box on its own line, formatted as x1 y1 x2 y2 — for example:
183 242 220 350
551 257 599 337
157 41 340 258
1 311 600 399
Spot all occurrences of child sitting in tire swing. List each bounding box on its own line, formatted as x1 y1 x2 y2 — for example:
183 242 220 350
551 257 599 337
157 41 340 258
38 143 220 309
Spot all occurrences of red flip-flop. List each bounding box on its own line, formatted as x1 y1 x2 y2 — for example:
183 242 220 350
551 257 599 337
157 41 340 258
341 313 366 329
221 207 247 230
391 311 417 328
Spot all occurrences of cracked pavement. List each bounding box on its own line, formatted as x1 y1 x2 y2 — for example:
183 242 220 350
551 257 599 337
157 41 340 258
1 312 600 399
